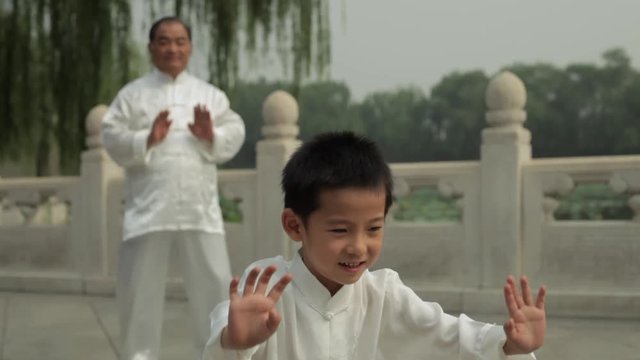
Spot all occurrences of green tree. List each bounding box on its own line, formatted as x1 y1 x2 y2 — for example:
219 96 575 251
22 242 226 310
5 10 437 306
298 80 359 138
226 79 290 168
0 0 135 175
0 0 331 175
226 79 357 169
425 71 488 160
212 48 640 169
508 48 640 158
506 62 570 157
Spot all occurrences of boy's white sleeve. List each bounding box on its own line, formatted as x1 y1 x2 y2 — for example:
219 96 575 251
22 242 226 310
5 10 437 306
379 271 536 359
203 300 260 360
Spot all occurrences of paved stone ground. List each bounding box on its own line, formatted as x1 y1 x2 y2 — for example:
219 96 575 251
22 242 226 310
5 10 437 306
0 291 638 360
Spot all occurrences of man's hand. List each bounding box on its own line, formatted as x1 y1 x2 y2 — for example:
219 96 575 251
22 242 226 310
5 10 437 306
221 266 292 350
502 275 546 355
147 110 172 148
189 104 214 144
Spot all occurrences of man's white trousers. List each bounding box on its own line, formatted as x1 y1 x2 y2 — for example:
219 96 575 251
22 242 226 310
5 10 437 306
116 230 231 360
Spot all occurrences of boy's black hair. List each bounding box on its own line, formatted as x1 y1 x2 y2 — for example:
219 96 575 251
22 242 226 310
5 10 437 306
282 131 394 221
149 16 192 42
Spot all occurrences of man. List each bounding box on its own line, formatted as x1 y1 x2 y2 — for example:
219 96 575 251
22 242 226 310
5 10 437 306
101 16 245 360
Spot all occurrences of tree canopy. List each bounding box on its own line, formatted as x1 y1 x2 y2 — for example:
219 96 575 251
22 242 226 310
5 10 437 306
226 48 640 169
0 0 330 174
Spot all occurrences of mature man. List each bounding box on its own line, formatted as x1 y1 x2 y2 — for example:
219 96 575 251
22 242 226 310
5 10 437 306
101 16 245 360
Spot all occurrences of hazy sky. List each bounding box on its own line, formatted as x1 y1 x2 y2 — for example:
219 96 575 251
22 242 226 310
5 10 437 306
326 0 640 99
136 0 640 100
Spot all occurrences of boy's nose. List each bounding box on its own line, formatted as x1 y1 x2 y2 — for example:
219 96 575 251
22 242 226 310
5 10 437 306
346 234 367 255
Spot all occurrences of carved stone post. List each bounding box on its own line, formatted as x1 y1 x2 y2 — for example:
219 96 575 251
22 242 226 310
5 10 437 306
255 91 301 260
480 72 531 287
73 105 123 293
610 171 640 222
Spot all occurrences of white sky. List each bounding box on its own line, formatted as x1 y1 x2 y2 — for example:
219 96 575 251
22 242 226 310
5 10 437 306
328 0 640 99
135 0 640 100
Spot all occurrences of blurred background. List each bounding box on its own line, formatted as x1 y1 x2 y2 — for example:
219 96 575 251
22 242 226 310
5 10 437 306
1 0 639 219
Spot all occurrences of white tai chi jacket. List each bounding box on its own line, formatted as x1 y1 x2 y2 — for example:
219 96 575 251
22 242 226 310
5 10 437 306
206 253 536 360
102 69 245 241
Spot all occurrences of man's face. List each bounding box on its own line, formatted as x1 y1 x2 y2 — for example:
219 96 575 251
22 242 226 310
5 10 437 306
148 21 192 78
285 187 386 295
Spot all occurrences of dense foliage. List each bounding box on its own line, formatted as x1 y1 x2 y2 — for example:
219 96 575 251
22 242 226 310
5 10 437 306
0 0 330 174
227 49 640 168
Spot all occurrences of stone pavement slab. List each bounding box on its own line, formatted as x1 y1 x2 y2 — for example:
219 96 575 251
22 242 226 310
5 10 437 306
0 296 6 358
2 293 115 360
1 291 639 360
76 295 197 360
474 314 640 360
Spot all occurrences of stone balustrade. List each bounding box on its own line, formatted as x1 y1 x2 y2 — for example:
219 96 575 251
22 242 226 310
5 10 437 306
0 73 638 318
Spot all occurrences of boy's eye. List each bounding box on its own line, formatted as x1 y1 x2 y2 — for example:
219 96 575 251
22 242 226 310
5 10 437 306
329 228 347 234
369 226 382 232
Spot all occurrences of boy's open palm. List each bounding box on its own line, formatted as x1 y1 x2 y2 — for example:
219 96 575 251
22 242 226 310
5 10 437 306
222 266 292 350
502 275 547 355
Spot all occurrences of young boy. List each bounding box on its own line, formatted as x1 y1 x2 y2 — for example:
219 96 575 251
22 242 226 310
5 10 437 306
205 132 546 359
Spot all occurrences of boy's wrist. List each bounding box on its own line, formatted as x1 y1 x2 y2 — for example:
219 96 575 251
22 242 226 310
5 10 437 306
220 326 231 349
502 339 523 355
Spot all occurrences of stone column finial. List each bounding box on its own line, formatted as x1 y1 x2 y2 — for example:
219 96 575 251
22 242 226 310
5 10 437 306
261 90 300 140
85 105 109 149
479 71 531 288
255 90 302 260
485 71 527 128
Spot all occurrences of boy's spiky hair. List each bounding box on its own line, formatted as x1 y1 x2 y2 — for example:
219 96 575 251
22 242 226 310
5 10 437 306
282 131 394 221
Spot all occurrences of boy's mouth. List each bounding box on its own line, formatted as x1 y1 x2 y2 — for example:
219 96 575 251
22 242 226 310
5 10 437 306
339 261 366 272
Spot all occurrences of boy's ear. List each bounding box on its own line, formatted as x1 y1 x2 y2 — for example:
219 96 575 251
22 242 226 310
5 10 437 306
282 208 304 242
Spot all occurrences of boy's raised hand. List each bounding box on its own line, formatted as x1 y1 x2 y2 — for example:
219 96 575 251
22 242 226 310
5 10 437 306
502 275 547 355
221 265 292 350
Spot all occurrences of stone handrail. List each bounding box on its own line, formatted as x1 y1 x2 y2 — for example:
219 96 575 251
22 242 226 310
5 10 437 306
0 176 79 225
0 76 638 318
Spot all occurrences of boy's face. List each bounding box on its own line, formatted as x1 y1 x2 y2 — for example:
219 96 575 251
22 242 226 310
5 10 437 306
282 187 386 295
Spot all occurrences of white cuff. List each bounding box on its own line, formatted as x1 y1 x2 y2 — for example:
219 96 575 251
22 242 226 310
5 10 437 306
132 129 153 165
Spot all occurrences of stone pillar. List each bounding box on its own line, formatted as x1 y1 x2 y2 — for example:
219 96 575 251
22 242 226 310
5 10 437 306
255 91 301 260
480 71 530 287
610 171 640 222
72 105 123 291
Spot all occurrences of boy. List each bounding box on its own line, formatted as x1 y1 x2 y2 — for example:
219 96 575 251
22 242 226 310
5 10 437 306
205 132 545 359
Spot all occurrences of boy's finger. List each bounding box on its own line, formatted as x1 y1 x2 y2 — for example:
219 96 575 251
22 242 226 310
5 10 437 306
229 277 240 301
243 267 261 296
503 318 516 339
520 276 534 306
267 273 292 303
535 285 546 309
503 283 519 317
507 276 525 308
266 308 281 332
255 265 278 295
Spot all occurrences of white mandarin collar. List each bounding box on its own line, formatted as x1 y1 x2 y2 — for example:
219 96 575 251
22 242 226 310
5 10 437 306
290 251 354 317
152 67 190 84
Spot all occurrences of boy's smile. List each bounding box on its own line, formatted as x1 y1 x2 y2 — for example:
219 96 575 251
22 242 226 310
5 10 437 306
283 187 386 296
